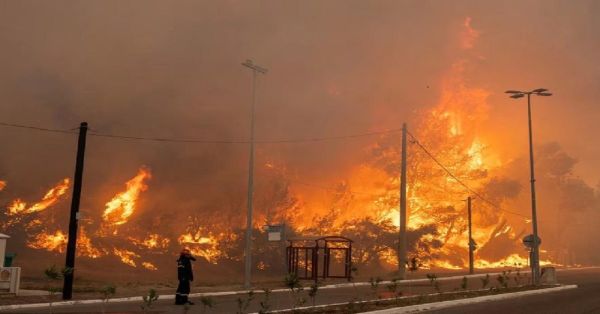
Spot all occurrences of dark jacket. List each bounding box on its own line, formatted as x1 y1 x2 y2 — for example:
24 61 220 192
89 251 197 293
177 254 196 281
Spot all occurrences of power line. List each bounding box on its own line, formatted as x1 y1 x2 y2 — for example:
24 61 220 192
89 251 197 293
87 131 248 144
0 121 403 144
406 130 530 220
0 122 77 135
87 128 403 144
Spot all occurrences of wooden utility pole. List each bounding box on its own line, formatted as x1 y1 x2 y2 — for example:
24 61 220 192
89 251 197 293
63 122 88 300
467 196 474 274
399 123 408 279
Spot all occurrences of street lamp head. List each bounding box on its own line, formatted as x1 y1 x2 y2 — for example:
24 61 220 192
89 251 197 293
242 59 268 74
531 88 548 93
537 92 552 96
505 90 524 94
510 93 525 99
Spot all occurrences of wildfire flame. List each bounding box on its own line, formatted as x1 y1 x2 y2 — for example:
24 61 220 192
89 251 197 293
4 17 562 274
77 227 104 258
142 262 158 271
28 230 67 253
129 234 170 251
113 248 139 267
8 178 70 215
102 167 151 227
178 230 222 264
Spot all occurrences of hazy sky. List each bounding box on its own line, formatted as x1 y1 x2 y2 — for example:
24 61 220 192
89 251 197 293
0 0 599 197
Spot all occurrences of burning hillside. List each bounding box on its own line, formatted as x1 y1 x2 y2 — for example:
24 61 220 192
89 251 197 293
0 17 596 281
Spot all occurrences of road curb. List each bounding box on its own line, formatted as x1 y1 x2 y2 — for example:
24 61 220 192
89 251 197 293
361 284 578 313
0 267 589 312
0 272 500 311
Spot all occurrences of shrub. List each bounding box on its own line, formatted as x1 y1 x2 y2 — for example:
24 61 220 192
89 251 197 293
369 277 382 299
308 283 319 306
259 288 271 314
426 273 441 293
460 276 468 290
99 284 116 314
200 296 215 314
141 289 159 313
481 274 490 289
236 290 255 314
497 271 509 289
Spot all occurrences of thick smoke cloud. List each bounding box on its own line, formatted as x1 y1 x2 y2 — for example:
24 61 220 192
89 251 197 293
0 1 599 280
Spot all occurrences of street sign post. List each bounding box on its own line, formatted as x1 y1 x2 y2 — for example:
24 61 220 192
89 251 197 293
266 225 284 241
523 234 542 249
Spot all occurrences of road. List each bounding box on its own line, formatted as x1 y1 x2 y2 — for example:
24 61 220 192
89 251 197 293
1 268 599 313
425 268 600 314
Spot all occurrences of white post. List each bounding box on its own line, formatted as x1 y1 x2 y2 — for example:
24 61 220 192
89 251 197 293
0 233 9 266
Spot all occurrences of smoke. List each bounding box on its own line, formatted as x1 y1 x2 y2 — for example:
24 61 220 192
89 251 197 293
1 1 600 281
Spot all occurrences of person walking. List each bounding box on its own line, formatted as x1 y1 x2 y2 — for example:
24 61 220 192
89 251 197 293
175 248 196 305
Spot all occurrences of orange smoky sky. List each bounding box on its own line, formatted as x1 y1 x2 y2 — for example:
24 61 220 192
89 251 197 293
0 0 599 278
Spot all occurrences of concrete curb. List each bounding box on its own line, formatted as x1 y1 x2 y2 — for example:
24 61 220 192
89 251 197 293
0 267 593 311
361 284 578 313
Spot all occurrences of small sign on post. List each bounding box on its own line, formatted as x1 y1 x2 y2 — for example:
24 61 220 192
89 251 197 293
266 225 283 241
522 234 542 249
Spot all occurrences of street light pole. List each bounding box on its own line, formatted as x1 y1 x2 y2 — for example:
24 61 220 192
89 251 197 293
467 196 474 275
525 92 541 285
505 88 552 285
242 59 267 289
398 123 408 279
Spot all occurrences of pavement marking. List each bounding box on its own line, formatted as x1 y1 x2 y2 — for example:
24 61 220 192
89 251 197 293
361 284 578 314
0 267 594 312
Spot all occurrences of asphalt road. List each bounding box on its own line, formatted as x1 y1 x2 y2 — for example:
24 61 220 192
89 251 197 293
425 268 600 314
2 268 599 313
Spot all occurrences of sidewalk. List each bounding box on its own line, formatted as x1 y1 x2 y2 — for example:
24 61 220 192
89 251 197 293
1 266 595 312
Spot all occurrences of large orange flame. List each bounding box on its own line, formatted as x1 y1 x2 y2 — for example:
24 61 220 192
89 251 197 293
102 167 151 228
8 178 70 215
178 229 223 264
27 230 67 253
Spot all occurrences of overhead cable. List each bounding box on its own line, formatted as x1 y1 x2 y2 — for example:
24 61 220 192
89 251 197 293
406 130 530 220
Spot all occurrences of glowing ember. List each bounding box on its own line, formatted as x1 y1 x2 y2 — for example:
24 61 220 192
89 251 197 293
0 180 6 191
102 167 151 227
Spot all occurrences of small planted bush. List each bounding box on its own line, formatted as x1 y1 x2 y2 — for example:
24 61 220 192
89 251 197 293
236 290 255 314
200 296 215 314
481 274 490 289
497 271 510 289
369 277 382 299
308 283 319 306
460 276 468 290
141 289 159 313
426 273 441 293
258 288 271 314
44 265 73 314
99 284 116 314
